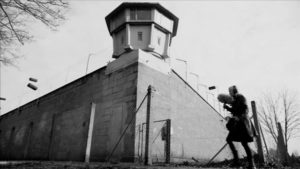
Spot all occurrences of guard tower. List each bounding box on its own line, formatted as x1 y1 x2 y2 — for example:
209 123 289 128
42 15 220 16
105 2 179 59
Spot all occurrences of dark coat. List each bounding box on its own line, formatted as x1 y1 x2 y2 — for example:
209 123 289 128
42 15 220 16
224 94 256 142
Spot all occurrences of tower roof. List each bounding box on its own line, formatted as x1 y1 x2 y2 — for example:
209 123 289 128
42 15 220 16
105 2 179 37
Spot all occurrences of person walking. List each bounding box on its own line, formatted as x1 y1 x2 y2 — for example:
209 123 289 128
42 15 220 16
223 85 256 169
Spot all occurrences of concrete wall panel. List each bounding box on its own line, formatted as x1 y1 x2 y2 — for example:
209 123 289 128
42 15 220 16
135 62 233 163
0 64 138 162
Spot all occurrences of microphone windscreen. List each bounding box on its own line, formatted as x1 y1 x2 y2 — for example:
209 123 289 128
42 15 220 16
217 94 234 104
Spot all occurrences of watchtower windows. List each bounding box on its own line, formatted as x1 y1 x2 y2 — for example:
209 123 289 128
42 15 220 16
130 9 151 20
137 9 151 20
130 10 135 20
106 3 178 58
138 32 143 41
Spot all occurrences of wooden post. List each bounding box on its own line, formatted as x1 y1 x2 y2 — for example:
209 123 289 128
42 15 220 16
165 119 171 164
144 85 153 165
141 123 145 162
137 124 141 160
251 101 265 163
85 102 96 163
259 125 269 156
277 122 288 165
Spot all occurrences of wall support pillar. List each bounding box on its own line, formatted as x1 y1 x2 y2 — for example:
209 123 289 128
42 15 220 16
85 102 96 163
124 24 132 51
147 24 155 51
47 114 56 160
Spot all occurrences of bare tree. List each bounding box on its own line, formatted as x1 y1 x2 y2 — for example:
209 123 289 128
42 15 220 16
281 90 300 153
0 0 68 66
258 89 300 153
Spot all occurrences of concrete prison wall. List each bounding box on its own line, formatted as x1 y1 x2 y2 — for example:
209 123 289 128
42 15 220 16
0 53 235 163
135 62 233 163
0 63 138 162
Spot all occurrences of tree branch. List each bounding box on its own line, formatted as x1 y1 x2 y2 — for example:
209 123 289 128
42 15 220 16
0 2 23 44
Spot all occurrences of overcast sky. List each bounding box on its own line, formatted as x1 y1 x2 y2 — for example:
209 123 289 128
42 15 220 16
1 0 300 153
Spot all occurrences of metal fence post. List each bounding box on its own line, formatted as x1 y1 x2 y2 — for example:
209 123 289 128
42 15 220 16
144 85 153 165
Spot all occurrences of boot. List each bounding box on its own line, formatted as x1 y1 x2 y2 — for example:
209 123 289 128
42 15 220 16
229 160 241 168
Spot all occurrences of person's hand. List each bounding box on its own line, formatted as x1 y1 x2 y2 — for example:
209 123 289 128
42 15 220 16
225 116 231 121
232 116 239 121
